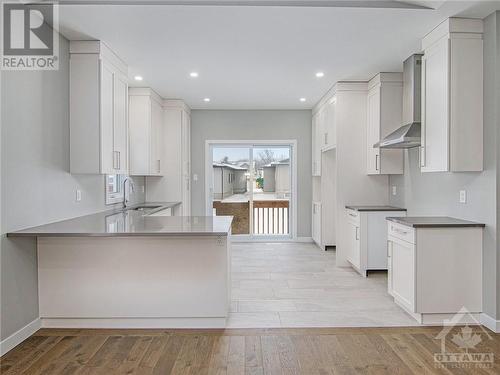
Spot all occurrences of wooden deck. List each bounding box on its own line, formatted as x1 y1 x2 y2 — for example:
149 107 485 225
1 326 498 374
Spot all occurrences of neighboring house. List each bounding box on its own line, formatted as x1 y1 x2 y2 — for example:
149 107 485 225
262 158 290 195
213 163 248 199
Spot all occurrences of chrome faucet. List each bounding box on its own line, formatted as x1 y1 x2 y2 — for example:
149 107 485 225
122 176 136 208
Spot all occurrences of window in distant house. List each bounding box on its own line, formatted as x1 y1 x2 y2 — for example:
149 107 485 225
106 174 125 204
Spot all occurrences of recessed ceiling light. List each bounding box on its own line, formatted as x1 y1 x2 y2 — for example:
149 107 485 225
134 75 143 81
300 98 306 102
190 72 199 78
315 72 324 78
203 98 211 102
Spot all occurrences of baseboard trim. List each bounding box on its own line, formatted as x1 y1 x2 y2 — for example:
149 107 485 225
480 313 500 333
0 318 41 356
40 317 227 329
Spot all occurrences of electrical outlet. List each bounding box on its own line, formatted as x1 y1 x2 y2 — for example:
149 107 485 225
392 185 397 196
459 190 467 204
76 189 82 202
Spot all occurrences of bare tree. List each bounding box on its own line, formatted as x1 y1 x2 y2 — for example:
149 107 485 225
256 149 275 168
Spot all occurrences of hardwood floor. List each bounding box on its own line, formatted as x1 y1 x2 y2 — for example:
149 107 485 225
1 327 498 374
229 242 418 328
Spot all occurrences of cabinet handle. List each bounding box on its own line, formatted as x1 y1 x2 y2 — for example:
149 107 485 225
157 160 161 173
355 227 359 241
375 154 379 171
420 146 426 167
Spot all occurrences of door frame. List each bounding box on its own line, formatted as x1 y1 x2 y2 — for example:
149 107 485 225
205 139 298 241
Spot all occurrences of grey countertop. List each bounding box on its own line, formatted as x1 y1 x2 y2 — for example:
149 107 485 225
7 202 234 237
386 216 485 228
346 205 407 212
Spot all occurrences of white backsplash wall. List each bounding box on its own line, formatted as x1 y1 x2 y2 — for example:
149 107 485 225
0 34 145 341
389 11 500 321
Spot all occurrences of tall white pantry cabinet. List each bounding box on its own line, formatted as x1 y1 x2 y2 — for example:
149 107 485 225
421 18 483 172
69 41 129 175
146 100 191 216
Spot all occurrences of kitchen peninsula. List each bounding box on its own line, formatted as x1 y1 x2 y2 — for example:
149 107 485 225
8 204 233 329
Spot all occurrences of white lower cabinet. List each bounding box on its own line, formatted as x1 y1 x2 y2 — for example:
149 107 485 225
346 208 406 277
387 220 483 324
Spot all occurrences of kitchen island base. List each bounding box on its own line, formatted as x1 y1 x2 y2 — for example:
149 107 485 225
37 235 231 329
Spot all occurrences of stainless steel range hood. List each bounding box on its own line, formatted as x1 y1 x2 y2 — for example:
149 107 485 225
374 54 423 149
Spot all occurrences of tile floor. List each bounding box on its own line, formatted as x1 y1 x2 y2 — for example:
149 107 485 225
227 241 420 328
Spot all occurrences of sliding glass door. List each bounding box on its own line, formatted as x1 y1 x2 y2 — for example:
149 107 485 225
208 142 293 240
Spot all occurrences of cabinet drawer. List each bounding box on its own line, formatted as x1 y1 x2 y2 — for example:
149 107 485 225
388 222 415 244
346 209 360 224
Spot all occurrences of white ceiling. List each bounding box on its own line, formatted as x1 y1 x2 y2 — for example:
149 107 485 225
58 1 500 109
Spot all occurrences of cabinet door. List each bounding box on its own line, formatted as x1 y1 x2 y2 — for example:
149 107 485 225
391 238 415 311
100 62 115 174
312 203 321 246
113 73 128 174
347 221 361 269
387 239 393 296
421 37 449 172
150 99 163 175
313 112 322 175
324 98 336 149
311 113 319 176
366 87 380 175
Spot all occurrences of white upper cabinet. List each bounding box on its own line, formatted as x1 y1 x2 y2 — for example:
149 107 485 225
321 97 336 151
421 18 483 172
70 41 129 175
366 73 403 175
311 112 322 176
312 95 336 177
129 88 163 176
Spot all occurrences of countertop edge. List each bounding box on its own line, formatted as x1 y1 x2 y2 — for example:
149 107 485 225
386 217 486 228
345 206 407 212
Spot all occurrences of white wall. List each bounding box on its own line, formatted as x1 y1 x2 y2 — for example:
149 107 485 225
0 35 145 341
190 110 312 237
390 11 500 321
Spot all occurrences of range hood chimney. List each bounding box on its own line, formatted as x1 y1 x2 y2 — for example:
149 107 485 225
374 54 423 149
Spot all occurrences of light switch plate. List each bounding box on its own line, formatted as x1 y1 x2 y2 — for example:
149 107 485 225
459 190 467 204
392 186 397 196
76 189 82 202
